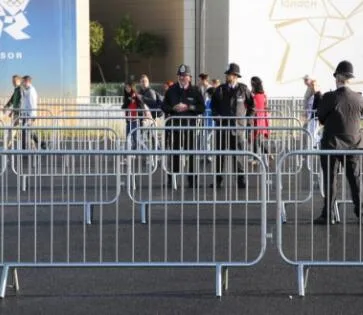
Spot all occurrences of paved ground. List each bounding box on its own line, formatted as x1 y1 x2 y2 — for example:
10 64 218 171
1 156 363 314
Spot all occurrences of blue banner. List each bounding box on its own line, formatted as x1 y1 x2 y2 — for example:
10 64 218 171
0 0 77 97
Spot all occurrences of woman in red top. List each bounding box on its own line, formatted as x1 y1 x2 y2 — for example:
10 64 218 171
251 76 270 161
122 81 144 149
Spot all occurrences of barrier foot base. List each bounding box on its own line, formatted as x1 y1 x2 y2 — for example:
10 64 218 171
141 204 149 224
0 265 9 298
85 203 94 225
216 265 223 298
12 268 19 292
222 267 229 291
297 265 309 297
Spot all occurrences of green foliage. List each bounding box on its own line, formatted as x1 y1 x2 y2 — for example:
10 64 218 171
135 32 167 59
90 21 104 56
114 15 137 55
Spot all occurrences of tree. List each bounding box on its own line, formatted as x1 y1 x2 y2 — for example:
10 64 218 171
90 21 106 84
114 15 138 81
135 32 167 78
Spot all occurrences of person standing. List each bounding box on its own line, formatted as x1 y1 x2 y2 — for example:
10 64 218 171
211 79 221 89
314 60 363 225
122 81 145 150
250 76 270 163
198 73 211 101
210 63 255 188
162 64 205 188
138 74 162 119
21 76 46 149
3 75 22 148
302 74 314 122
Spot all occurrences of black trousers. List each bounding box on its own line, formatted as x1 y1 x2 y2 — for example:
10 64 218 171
320 154 361 216
215 129 244 184
170 128 195 181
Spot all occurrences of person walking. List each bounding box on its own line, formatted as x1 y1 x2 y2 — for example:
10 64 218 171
21 76 46 150
3 75 22 148
162 64 205 188
210 63 255 189
314 60 363 225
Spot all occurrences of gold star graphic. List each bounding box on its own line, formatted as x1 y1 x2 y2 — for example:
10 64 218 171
270 0 363 84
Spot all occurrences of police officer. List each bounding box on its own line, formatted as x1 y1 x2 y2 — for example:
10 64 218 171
210 63 255 188
162 64 205 188
314 60 363 225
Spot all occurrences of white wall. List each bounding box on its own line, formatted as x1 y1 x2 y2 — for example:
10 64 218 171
76 0 90 97
228 0 363 96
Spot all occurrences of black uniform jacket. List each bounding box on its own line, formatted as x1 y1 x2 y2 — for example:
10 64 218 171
162 83 205 125
318 86 363 149
211 83 255 126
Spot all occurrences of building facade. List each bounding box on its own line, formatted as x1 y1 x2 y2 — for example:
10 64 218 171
91 0 363 96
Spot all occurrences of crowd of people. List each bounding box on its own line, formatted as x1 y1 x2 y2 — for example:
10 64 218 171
3 60 363 225
122 63 271 188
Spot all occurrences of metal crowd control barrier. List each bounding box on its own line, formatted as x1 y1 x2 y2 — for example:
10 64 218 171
0 150 267 299
158 117 310 213
277 150 363 296
0 127 121 226
32 115 155 146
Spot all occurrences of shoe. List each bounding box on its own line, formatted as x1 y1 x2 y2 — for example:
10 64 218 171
209 181 223 189
238 181 246 189
313 214 336 225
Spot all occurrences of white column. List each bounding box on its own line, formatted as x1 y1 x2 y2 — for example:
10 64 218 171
76 0 90 98
184 0 196 79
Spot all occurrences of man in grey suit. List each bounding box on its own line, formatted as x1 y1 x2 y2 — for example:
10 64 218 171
314 60 363 225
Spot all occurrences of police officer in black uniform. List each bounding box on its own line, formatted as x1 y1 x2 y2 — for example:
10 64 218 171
210 63 255 188
162 64 205 188
314 60 363 225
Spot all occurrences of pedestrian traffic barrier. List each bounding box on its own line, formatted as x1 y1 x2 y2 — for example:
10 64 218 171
128 120 312 226
0 127 122 227
0 149 267 299
277 150 363 296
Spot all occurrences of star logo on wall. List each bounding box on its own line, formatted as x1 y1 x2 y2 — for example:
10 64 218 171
269 0 363 84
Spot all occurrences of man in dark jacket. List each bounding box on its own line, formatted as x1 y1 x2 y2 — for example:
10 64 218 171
162 64 205 188
138 74 162 119
314 60 363 225
3 75 22 148
210 63 255 188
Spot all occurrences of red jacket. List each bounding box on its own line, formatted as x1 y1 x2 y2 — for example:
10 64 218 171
253 93 270 138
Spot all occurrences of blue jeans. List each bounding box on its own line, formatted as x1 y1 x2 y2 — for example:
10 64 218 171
126 120 138 150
